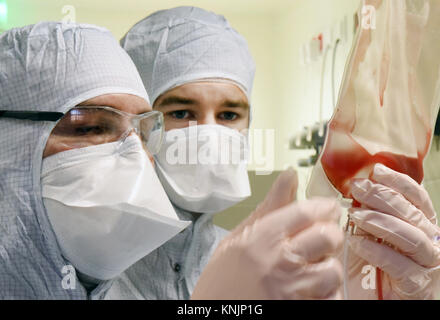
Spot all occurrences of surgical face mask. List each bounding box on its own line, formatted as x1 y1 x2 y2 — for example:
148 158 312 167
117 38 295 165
41 135 190 281
154 124 251 214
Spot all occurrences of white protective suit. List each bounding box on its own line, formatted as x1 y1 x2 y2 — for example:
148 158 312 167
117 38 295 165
0 22 151 299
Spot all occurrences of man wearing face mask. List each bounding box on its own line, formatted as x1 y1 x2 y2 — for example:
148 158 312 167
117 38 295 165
106 7 345 300
0 21 190 299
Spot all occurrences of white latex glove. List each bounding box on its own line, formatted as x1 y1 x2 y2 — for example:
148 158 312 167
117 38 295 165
192 168 344 300
345 163 440 299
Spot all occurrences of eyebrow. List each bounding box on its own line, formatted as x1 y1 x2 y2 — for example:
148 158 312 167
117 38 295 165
221 100 250 110
157 96 249 110
157 96 195 107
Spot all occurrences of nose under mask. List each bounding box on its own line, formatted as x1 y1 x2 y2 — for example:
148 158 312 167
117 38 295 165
41 135 190 281
154 125 251 214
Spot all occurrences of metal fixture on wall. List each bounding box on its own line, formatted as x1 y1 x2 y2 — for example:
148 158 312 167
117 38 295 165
289 120 327 167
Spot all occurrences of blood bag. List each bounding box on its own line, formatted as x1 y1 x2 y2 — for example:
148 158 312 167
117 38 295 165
307 0 440 199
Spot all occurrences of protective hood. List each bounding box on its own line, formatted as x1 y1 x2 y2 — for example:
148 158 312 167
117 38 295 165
0 21 149 299
120 6 256 105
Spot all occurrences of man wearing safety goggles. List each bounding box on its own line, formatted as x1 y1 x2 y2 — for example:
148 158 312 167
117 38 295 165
0 22 192 299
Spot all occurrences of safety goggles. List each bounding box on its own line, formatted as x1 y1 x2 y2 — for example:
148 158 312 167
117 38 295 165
0 106 164 155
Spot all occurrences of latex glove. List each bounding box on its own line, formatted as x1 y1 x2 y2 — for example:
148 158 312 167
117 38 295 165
192 168 344 300
344 163 440 300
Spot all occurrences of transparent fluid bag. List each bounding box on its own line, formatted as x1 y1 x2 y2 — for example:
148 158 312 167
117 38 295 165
307 0 440 200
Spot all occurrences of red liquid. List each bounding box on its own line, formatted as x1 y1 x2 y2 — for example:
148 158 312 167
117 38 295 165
321 130 427 198
321 128 431 301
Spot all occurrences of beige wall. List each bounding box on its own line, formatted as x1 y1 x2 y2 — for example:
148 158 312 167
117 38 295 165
423 137 440 219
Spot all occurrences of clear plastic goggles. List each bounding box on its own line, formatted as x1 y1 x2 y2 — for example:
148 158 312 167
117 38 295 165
51 106 164 154
0 106 164 155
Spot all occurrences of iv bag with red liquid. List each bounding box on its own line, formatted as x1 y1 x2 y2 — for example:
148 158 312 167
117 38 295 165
307 0 440 200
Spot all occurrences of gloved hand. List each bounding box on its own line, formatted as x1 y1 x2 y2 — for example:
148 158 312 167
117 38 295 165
191 168 344 300
344 163 440 299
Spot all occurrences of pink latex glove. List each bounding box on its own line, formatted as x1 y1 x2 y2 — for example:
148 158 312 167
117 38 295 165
192 168 344 300
345 163 440 299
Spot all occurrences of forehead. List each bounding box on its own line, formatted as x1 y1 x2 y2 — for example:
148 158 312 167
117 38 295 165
78 93 152 114
154 81 249 106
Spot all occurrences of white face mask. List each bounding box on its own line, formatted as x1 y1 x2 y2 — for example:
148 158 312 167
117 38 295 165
41 135 190 281
154 125 251 214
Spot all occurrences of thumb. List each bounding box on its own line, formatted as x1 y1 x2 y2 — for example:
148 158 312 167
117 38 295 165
234 168 298 234
257 167 298 216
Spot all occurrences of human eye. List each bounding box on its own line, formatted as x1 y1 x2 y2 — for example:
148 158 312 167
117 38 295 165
72 123 109 136
170 110 191 120
69 110 123 137
218 111 238 121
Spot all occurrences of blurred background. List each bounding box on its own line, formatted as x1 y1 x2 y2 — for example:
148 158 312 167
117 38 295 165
1 0 439 229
